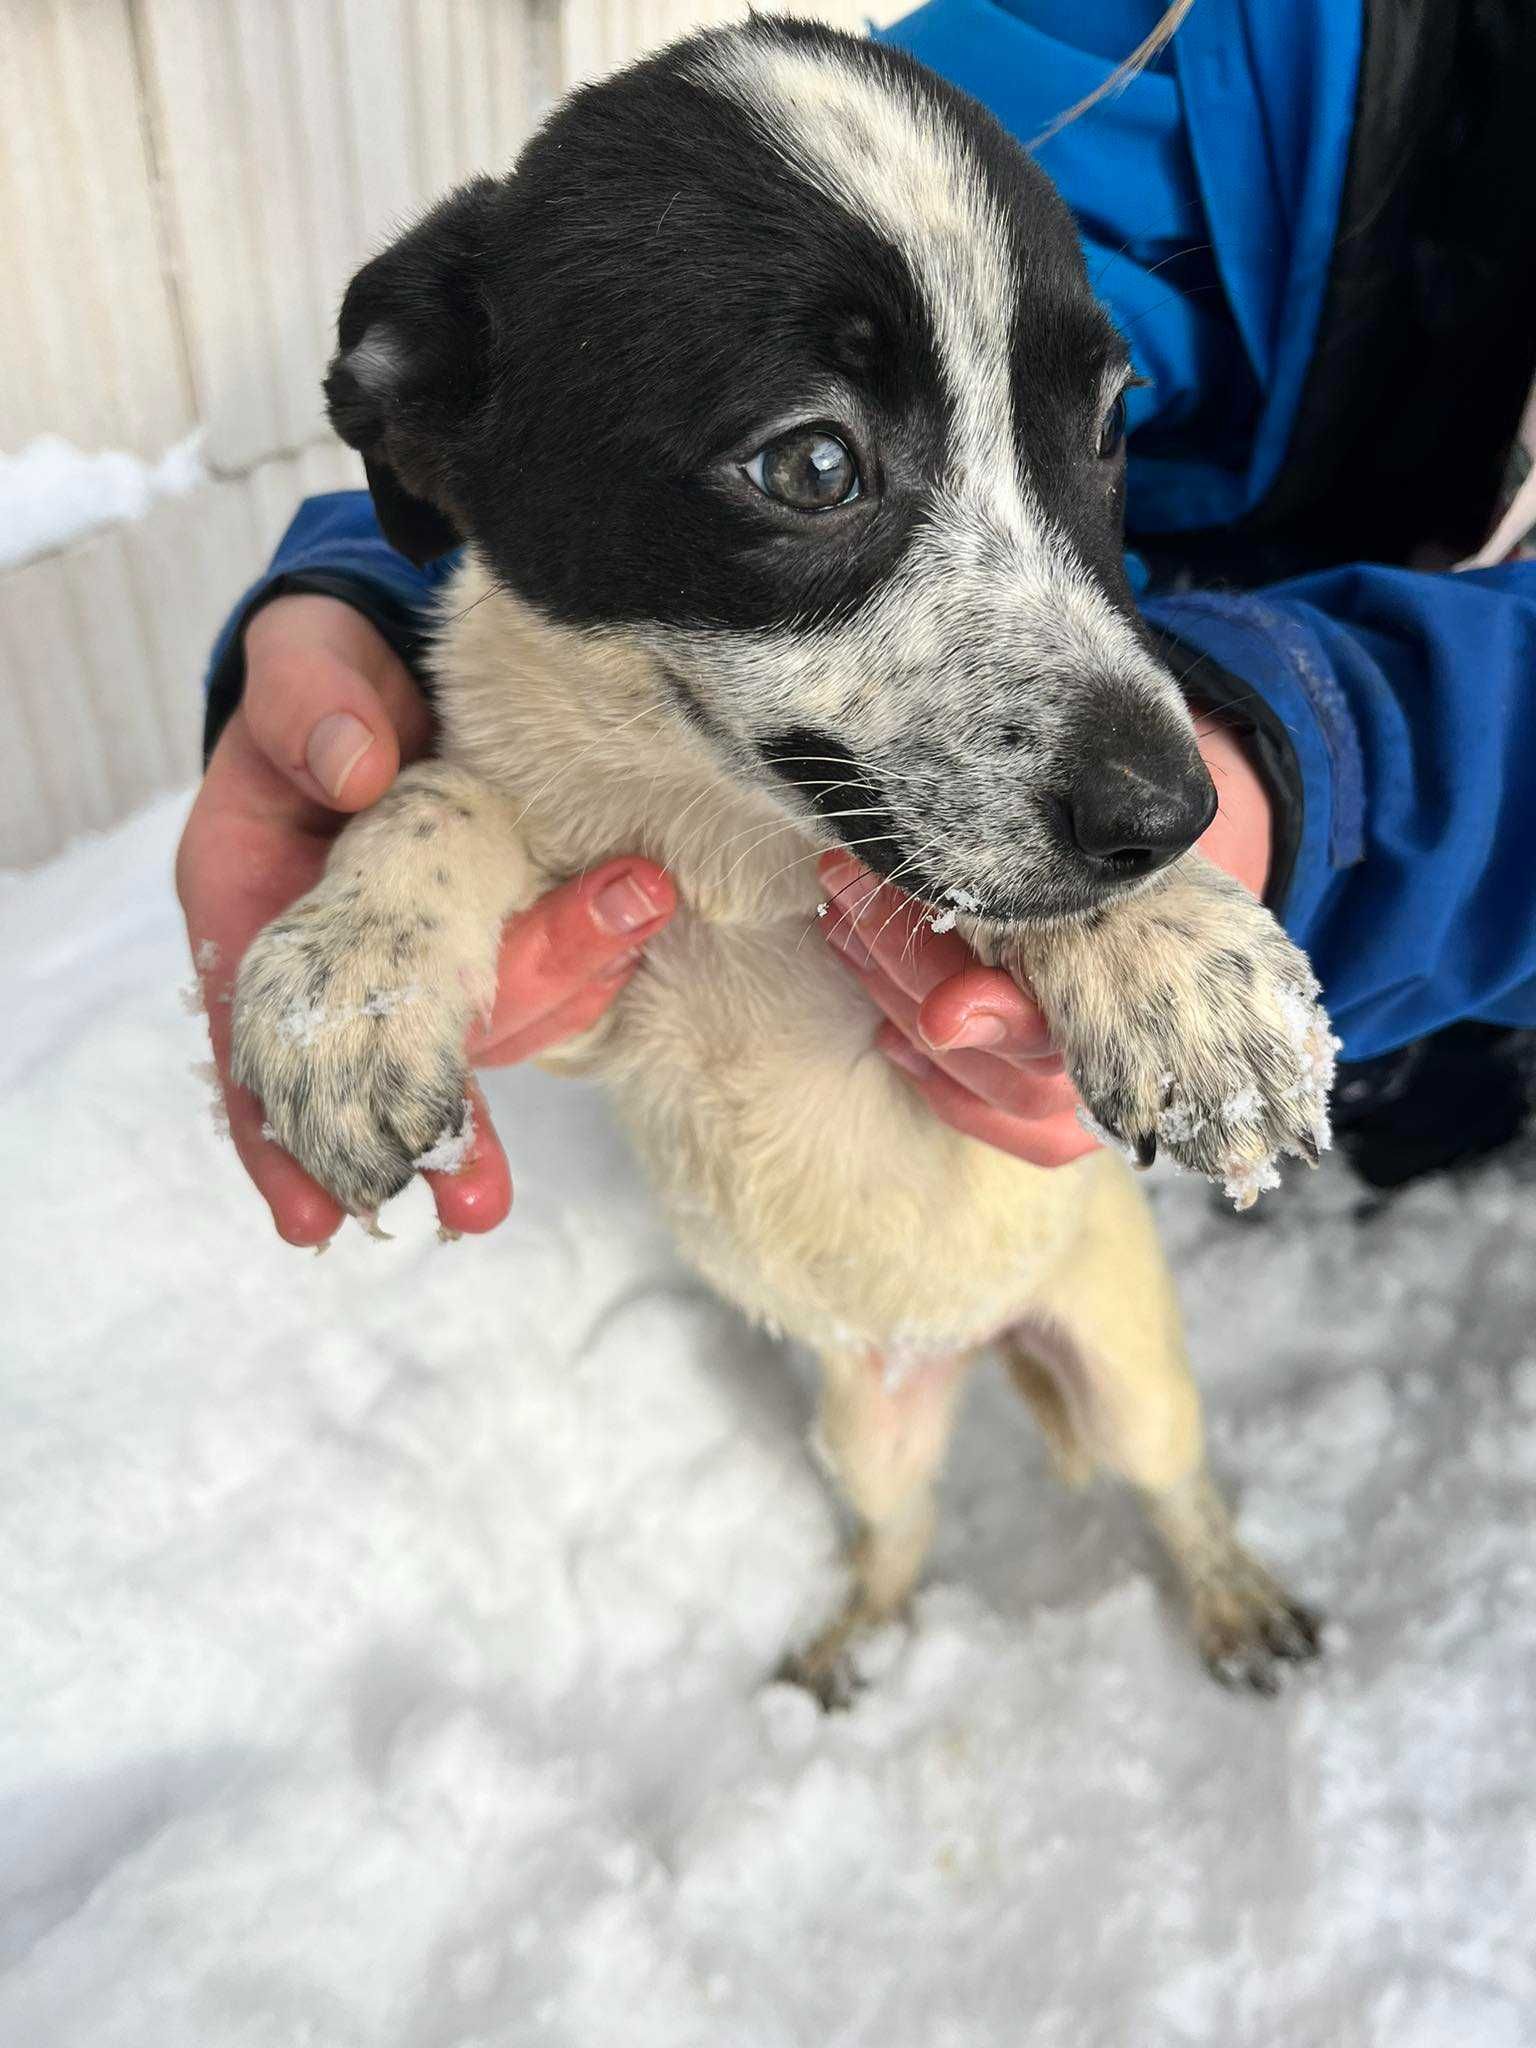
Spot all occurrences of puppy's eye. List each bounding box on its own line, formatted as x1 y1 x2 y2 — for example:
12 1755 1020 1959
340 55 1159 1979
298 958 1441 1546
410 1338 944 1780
744 429 860 511
1097 392 1127 462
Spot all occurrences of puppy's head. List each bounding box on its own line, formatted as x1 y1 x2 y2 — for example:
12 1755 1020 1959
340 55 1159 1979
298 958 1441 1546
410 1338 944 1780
326 18 1214 923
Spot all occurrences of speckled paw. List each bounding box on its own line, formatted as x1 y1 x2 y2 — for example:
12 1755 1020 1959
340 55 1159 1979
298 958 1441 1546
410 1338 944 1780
1031 867 1340 1210
231 889 473 1214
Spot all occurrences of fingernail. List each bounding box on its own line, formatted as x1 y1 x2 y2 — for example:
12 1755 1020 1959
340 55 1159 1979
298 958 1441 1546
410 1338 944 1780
306 712 373 799
926 1010 1008 1052
600 945 643 979
826 922 873 970
882 1038 936 1081
593 872 663 935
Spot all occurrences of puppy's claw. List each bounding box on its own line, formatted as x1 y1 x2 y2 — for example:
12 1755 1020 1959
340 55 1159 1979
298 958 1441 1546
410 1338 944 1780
1297 1130 1321 1169
1261 1598 1323 1662
1197 1590 1324 1698
1132 1130 1157 1171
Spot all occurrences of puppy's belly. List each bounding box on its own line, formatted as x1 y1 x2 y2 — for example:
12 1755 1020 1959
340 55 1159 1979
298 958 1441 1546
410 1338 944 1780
548 912 1091 1353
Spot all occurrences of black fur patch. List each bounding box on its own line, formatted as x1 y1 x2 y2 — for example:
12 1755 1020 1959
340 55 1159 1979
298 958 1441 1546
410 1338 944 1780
324 18 1123 638
757 727 921 887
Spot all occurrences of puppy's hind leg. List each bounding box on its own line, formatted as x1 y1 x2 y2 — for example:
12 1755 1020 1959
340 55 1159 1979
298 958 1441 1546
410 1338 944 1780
1003 1153 1322 1695
780 1347 970 1710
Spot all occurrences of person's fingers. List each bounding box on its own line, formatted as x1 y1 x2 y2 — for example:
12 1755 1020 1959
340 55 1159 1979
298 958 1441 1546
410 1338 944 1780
876 1024 1100 1167
420 1079 513 1234
818 854 979 1003
225 1079 348 1247
471 965 642 1068
827 943 1077 1117
1192 718 1272 899
242 595 433 812
912 966 1061 1067
467 858 676 1059
819 853 1058 1063
244 651 399 812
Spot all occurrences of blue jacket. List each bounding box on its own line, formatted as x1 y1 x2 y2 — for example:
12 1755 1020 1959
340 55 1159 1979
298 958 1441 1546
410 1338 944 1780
209 0 1536 1065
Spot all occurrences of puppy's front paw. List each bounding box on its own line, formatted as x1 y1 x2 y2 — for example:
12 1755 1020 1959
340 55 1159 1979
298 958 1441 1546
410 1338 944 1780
1019 864 1338 1208
232 885 475 1214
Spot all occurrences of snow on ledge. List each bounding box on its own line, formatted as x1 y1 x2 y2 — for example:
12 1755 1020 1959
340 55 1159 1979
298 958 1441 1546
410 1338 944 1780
0 432 207 572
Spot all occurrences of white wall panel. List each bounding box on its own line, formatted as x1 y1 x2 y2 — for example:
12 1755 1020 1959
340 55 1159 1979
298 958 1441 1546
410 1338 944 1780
139 0 561 476
0 0 191 456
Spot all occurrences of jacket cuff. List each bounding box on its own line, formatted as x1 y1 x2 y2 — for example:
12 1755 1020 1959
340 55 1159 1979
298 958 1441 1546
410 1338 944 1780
1143 589 1366 944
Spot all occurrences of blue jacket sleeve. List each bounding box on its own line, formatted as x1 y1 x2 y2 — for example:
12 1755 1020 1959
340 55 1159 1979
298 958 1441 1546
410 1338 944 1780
202 491 459 759
1146 563 1536 1061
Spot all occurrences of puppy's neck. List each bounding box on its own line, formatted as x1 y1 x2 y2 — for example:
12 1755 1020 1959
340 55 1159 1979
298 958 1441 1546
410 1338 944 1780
431 557 824 927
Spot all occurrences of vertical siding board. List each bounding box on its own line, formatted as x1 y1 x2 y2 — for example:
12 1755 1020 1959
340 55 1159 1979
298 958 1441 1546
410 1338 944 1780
337 0 419 250
49 0 192 451
0 556 119 844
0 585 72 870
283 0 367 325
140 0 284 469
0 75 52 449
116 504 202 779
125 487 243 780
2 7 102 446
411 0 460 196
60 535 167 823
227 0 325 453
0 0 187 455
484 0 543 167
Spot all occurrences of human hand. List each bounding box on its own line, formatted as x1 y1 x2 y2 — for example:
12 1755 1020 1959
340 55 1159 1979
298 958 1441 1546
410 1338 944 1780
176 595 675 1245
817 721 1273 1168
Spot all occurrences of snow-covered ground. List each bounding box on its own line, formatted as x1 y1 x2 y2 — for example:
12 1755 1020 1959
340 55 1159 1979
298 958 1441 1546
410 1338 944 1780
2 795 1533 2047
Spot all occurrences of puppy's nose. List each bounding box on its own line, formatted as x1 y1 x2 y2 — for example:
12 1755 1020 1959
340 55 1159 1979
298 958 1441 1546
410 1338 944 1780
1059 749 1217 881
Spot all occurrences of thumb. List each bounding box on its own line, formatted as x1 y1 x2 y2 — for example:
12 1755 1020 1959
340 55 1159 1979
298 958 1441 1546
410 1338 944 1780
241 594 432 813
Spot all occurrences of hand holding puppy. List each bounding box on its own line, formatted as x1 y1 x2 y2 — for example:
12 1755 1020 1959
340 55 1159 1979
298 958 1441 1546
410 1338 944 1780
820 721 1275 1169
175 596 675 1245
177 597 1269 1236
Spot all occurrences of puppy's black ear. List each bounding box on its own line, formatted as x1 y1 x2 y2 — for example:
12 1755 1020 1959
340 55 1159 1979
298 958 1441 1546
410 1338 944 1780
324 177 501 566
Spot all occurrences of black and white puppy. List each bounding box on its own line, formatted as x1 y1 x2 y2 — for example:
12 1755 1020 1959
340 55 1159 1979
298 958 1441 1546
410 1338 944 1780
235 19 1334 1700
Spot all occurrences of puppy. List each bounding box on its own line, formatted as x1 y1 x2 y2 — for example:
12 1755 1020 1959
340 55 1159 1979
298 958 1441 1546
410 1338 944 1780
233 18 1334 1701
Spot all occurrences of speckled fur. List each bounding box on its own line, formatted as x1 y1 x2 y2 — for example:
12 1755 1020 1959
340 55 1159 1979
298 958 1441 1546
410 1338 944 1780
231 20 1328 1696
